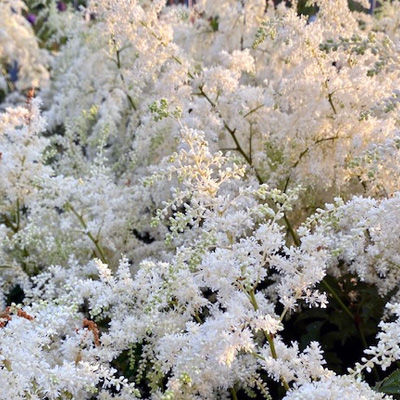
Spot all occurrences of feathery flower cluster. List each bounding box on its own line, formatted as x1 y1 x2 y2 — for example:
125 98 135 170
1 0 400 399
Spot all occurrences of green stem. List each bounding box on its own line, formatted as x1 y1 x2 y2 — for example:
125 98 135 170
16 198 20 231
249 125 253 165
356 316 380 381
283 213 300 247
139 21 266 184
197 85 216 108
327 90 337 115
249 288 259 311
321 279 353 320
65 202 108 265
1 214 18 233
357 323 368 352
230 387 238 400
265 334 277 359
196 86 263 184
311 44 337 116
266 333 290 391
0 203 32 273
194 311 202 324
250 351 266 361
243 104 264 119
139 20 194 80
280 307 289 322
283 175 291 193
126 93 137 111
322 279 380 380
249 289 289 392
283 136 338 194
116 49 137 111
0 199 22 233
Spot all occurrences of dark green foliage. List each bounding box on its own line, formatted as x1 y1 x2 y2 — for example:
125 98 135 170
6 285 25 306
209 16 219 32
282 274 390 376
376 369 400 398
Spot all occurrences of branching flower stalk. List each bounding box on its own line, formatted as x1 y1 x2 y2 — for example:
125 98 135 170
139 17 266 185
194 85 264 184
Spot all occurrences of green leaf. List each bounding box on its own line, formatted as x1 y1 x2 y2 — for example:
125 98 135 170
378 369 400 395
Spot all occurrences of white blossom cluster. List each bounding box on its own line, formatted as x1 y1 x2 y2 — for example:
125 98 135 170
0 0 49 103
1 0 400 399
352 302 400 376
301 193 400 297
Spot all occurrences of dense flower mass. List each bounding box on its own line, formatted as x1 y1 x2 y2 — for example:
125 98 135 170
1 0 400 399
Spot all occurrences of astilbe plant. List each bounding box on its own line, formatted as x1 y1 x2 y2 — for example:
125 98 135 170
1 0 400 399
